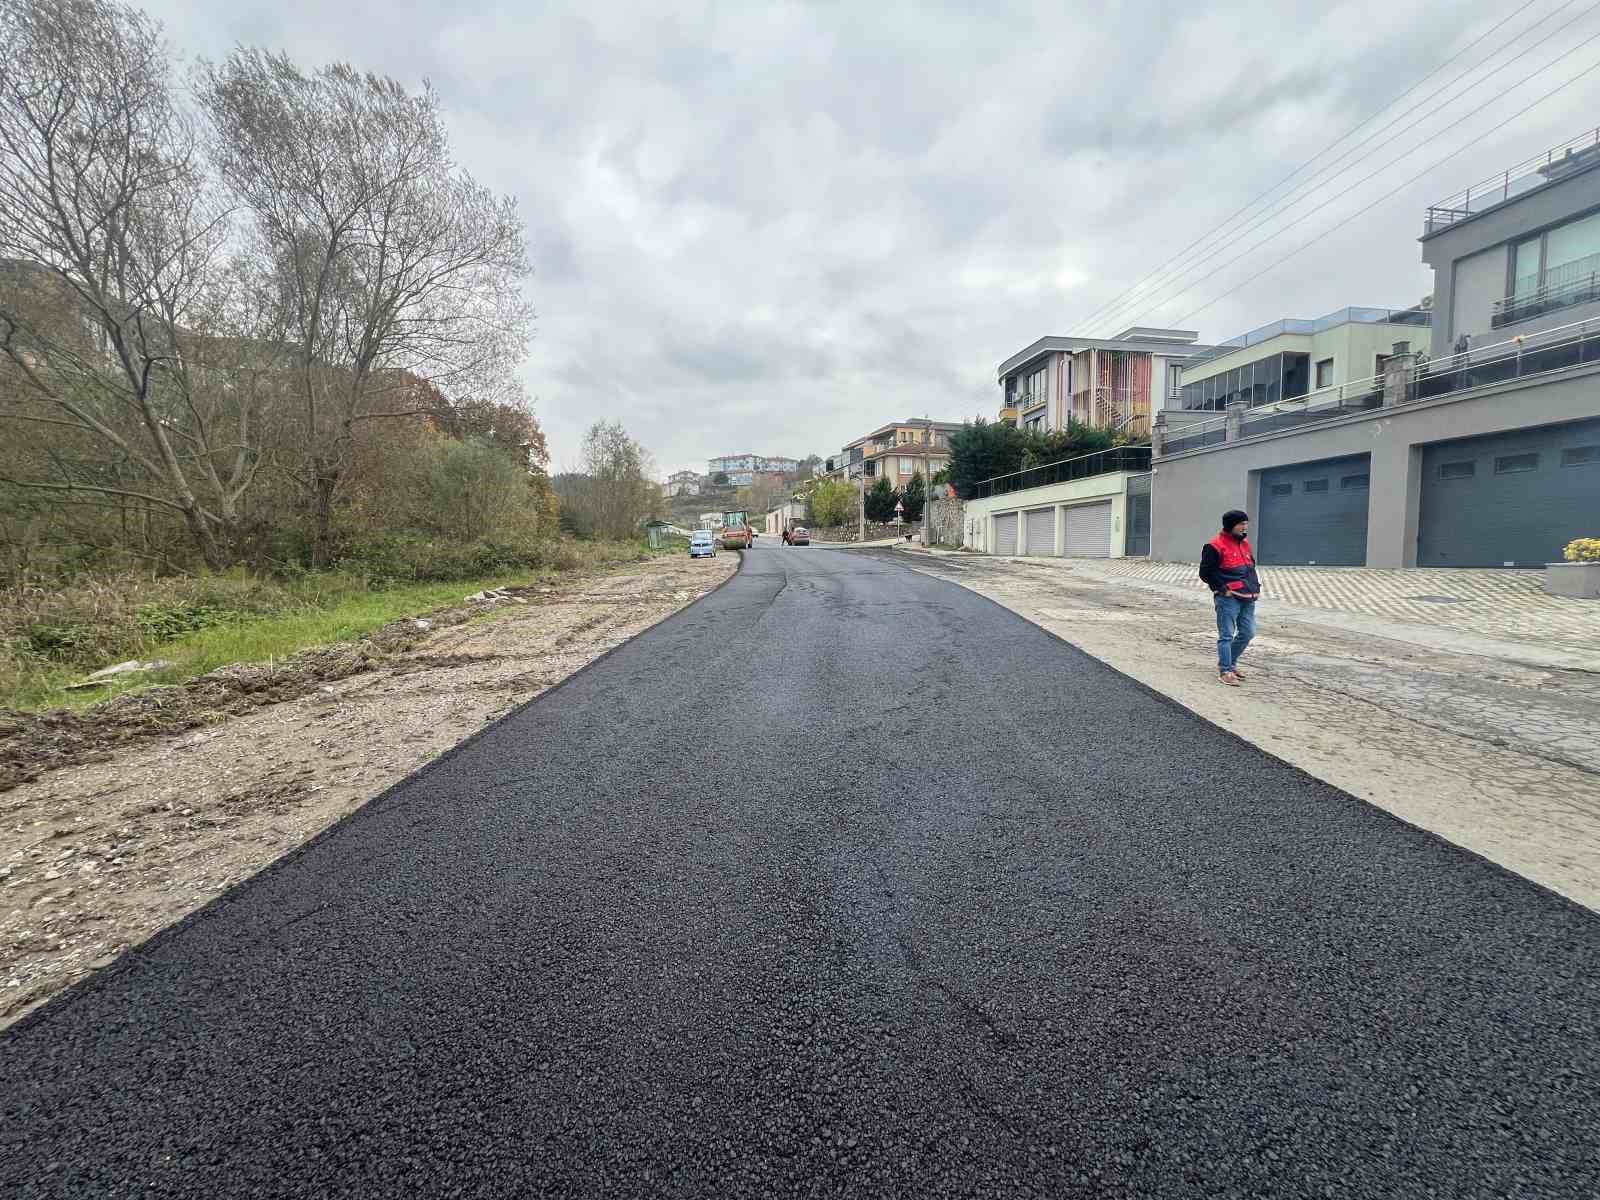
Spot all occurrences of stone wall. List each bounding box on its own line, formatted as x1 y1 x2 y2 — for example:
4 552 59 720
925 497 964 547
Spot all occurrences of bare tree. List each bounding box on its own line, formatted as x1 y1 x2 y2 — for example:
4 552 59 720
576 420 659 539
0 0 256 568
198 50 534 564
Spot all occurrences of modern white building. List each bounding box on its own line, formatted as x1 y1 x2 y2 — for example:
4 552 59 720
1170 307 1432 414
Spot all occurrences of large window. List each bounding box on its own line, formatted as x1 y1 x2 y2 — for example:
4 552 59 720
1498 208 1600 326
1180 354 1279 410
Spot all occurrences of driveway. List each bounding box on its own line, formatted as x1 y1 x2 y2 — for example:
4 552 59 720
4 546 1599 1198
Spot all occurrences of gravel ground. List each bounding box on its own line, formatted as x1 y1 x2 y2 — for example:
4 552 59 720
2 545 1598 1198
0 552 735 1030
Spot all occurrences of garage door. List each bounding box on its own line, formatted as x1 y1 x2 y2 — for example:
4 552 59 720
1418 418 1600 567
1063 500 1112 557
994 512 1018 555
1024 507 1055 555
1126 473 1152 557
1259 454 1371 566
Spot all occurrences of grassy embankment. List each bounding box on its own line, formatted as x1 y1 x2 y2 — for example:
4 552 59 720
1 539 657 712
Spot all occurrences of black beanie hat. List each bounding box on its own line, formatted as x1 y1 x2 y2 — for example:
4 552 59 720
1221 509 1249 532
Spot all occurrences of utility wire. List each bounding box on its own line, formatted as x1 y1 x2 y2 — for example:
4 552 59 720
1071 0 1568 336
1169 54 1600 327
1125 15 1600 328
1088 0 1596 335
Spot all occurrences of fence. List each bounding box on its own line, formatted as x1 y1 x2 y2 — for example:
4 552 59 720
1158 316 1600 457
967 446 1152 500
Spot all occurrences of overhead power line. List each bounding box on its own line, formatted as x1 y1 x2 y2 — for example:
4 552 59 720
1121 12 1600 330
1169 55 1600 328
1069 0 1567 336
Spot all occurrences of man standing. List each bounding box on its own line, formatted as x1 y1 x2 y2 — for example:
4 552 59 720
1199 510 1260 686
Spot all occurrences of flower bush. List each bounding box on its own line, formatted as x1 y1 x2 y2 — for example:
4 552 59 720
1563 538 1600 563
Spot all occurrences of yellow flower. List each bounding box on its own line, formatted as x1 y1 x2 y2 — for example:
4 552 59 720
1564 538 1600 563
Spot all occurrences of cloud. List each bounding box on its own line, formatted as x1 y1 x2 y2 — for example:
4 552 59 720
139 0 1600 474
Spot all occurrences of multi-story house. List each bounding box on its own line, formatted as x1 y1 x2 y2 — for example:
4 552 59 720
1170 307 1431 414
826 418 963 487
665 470 703 497
707 453 801 478
1150 128 1600 569
996 327 1213 435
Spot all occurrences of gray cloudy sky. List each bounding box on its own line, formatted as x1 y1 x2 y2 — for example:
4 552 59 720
142 0 1600 475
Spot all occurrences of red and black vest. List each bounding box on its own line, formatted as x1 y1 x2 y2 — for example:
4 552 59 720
1207 533 1261 597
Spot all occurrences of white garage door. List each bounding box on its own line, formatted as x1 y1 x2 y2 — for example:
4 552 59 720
994 512 1018 555
1024 508 1055 555
1063 501 1112 557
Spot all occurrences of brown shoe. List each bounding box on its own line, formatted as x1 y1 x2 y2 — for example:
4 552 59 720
1231 667 1246 681
1218 671 1241 686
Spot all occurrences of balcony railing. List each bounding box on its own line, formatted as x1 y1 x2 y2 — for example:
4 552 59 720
1425 127 1600 235
1492 251 1600 328
968 445 1152 500
1159 316 1600 456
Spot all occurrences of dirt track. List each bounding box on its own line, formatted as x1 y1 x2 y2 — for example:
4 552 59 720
0 552 736 1028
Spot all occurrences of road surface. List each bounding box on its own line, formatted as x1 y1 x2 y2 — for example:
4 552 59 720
4 546 1599 1198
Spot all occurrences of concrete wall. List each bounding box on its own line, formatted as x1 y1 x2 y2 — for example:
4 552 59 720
962 471 1136 557
1150 362 1600 566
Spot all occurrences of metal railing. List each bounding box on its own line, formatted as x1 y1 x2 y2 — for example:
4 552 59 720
969 445 1152 500
1158 316 1600 456
1492 251 1600 328
1425 127 1600 235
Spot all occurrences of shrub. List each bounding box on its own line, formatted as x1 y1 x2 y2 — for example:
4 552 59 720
1563 538 1600 563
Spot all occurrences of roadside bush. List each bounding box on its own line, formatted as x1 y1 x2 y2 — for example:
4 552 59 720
1564 537 1600 563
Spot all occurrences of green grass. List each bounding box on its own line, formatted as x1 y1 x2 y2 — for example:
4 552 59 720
1 537 659 713
5 572 540 712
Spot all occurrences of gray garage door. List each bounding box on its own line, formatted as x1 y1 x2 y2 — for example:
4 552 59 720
1063 500 1112 557
1024 507 1055 555
1126 473 1152 557
1418 418 1600 568
1259 454 1371 566
994 512 1018 555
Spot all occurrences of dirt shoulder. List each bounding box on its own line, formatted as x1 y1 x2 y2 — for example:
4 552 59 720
0 552 737 1029
885 548 1600 913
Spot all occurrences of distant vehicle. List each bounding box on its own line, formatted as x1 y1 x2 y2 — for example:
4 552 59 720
719 509 754 550
788 525 810 546
688 529 717 559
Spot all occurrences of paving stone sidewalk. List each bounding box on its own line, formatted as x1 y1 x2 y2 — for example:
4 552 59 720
1042 558 1600 653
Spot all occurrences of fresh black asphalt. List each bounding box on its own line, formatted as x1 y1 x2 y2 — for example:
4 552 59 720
4 546 1600 1198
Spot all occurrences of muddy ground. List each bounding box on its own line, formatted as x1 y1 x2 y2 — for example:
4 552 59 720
0 552 737 1029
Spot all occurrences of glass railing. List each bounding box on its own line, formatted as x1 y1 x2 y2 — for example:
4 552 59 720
1160 316 1600 455
1425 127 1600 234
1180 307 1430 371
969 446 1152 500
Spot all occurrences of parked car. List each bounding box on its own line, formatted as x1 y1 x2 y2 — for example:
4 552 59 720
789 525 810 546
689 530 717 558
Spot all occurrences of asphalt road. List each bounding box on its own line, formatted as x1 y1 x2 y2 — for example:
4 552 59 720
5 546 1600 1198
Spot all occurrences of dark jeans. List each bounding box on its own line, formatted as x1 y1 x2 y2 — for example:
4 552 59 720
1214 593 1257 674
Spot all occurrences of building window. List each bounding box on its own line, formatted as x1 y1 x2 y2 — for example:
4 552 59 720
899 457 916 473
1439 460 1475 480
1340 473 1369 490
1315 358 1334 389
1561 445 1600 467
1498 209 1600 327
1303 478 1329 493
1494 453 1539 474
1269 483 1293 496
